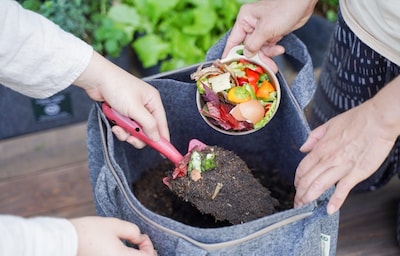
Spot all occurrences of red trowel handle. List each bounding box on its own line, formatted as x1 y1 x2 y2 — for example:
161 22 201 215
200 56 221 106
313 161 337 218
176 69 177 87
101 102 184 165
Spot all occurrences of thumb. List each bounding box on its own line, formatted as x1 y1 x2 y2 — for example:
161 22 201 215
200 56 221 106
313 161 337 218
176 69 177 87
136 235 157 256
114 221 156 256
119 234 156 256
243 18 282 58
300 125 327 152
223 24 248 58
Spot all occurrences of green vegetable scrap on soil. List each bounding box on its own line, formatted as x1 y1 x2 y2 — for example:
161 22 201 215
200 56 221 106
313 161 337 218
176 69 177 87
165 146 279 224
132 154 295 227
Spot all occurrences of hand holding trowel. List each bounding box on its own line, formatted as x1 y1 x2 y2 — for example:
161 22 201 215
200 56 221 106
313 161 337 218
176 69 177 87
102 102 206 179
102 102 278 224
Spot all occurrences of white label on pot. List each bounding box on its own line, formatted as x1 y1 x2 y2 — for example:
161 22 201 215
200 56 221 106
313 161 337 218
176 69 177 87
320 233 331 256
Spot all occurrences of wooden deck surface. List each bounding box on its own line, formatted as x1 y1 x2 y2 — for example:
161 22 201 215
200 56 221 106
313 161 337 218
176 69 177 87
1 122 400 255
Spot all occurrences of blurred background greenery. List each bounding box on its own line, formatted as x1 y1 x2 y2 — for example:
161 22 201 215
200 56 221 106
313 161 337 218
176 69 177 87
17 0 338 74
316 0 339 22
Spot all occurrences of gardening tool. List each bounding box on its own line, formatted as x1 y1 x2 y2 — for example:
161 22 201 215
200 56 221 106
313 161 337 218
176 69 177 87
102 102 278 224
101 102 207 178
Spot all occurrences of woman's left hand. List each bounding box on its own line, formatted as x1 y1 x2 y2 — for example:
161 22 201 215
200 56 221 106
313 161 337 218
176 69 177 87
294 99 397 214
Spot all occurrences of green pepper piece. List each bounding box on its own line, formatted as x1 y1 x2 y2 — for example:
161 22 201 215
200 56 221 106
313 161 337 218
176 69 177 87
244 83 256 99
202 153 216 171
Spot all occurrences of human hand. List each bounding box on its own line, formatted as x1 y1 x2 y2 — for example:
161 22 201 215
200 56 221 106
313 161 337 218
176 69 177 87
294 99 399 214
74 51 169 149
223 0 317 64
70 216 157 256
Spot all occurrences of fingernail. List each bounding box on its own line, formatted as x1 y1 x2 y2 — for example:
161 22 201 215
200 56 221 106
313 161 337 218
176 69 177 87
243 48 255 58
327 204 336 215
112 129 120 138
294 201 302 208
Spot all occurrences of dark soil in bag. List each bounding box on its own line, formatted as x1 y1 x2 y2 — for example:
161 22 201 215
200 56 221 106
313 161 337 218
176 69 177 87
132 147 295 227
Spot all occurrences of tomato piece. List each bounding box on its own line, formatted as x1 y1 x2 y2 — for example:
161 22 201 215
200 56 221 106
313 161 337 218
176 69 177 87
238 68 258 93
253 64 264 74
245 68 260 86
237 77 248 86
227 86 251 104
240 59 264 73
239 59 251 65
256 80 275 99
265 103 271 112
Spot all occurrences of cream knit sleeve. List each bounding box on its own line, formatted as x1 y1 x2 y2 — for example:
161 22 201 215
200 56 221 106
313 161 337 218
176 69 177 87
0 0 93 99
0 215 78 256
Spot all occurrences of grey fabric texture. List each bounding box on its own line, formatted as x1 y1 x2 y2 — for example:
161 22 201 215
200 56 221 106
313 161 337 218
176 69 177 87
87 33 339 256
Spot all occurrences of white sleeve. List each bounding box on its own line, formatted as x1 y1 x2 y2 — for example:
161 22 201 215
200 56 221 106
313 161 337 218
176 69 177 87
0 215 78 256
0 0 93 99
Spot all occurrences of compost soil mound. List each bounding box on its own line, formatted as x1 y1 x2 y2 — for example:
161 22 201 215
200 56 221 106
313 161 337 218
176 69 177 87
132 153 295 228
166 146 279 224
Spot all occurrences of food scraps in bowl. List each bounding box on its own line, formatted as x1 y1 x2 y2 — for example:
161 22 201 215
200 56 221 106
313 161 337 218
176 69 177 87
191 57 280 135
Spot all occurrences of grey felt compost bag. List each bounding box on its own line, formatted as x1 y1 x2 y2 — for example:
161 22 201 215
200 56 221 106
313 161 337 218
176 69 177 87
87 33 339 256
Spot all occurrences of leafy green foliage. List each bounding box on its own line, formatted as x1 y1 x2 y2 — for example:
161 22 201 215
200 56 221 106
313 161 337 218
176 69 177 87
92 4 140 57
106 0 255 72
132 34 170 68
17 0 112 53
93 17 132 58
316 0 339 22
17 0 256 72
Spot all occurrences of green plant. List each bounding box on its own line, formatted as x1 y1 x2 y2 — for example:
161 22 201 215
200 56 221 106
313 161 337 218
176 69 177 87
316 0 339 22
103 0 255 72
17 0 112 51
92 3 140 58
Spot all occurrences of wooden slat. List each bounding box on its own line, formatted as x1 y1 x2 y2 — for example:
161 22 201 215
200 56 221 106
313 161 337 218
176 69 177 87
337 178 400 255
0 122 88 180
0 161 95 217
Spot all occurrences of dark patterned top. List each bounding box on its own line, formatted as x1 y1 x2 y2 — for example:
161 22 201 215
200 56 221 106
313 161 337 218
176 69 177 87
308 11 400 191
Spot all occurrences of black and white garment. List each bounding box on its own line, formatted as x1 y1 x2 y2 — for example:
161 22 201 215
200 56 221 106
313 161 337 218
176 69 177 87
308 10 400 192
